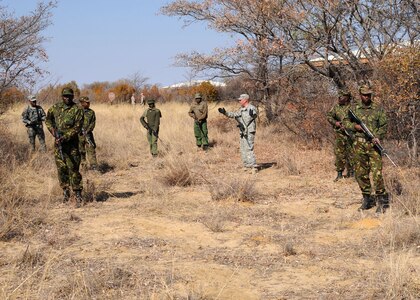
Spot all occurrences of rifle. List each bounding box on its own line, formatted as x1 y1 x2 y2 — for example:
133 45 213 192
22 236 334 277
337 121 353 141
348 109 397 167
54 129 65 161
82 129 96 148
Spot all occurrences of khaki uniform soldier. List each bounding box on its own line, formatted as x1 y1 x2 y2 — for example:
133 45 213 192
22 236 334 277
218 94 258 173
46 88 84 207
21 95 47 152
78 96 98 170
327 90 354 181
188 93 209 151
344 85 389 213
140 99 162 157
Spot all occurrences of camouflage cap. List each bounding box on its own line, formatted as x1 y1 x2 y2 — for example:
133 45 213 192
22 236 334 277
62 88 74 96
147 99 155 105
359 84 373 95
79 96 90 103
28 95 37 102
238 94 249 101
194 93 202 99
338 90 351 97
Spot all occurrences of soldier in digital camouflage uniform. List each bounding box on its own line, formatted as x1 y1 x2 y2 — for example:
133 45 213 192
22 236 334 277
344 85 389 213
327 90 354 181
79 96 98 170
218 94 258 174
140 99 162 157
188 93 209 151
46 88 85 207
21 95 47 152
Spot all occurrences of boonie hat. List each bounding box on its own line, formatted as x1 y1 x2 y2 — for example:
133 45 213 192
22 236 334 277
79 96 90 103
359 85 373 95
194 93 202 99
62 88 74 96
28 95 37 102
147 99 155 105
238 94 249 101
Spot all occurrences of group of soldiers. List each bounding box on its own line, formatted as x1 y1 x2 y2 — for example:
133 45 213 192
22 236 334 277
22 84 390 213
22 88 97 207
327 84 389 213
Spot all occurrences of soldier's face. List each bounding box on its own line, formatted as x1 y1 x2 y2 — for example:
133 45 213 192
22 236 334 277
62 95 74 105
360 93 371 104
81 101 89 109
29 101 37 107
338 96 349 104
195 98 202 103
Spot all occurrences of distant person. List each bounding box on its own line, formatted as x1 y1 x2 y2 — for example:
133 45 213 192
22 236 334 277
188 93 209 151
131 94 136 106
79 96 98 170
21 95 47 152
327 90 354 181
140 99 162 157
46 88 84 207
218 93 258 174
344 84 389 213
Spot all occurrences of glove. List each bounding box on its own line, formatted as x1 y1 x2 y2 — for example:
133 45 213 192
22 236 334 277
218 107 226 115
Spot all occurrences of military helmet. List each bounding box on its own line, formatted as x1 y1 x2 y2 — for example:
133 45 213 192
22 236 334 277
194 93 203 99
147 99 155 105
62 88 74 96
359 84 373 95
79 96 90 103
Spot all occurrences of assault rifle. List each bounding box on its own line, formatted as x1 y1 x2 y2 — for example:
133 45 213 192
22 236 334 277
348 109 397 167
145 123 158 138
82 129 96 148
54 129 65 161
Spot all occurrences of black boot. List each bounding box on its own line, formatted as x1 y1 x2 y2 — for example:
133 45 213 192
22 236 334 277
346 169 355 178
334 171 343 182
376 194 390 214
75 190 83 208
358 194 375 211
63 188 70 203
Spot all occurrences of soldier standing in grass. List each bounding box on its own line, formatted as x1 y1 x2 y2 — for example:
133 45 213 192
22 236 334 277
218 93 258 174
21 95 47 152
46 88 84 207
79 96 98 170
188 93 209 151
327 90 354 181
140 99 162 157
344 85 389 213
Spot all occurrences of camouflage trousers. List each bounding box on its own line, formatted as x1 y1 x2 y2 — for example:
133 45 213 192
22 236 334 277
194 121 209 147
353 138 386 195
27 126 46 151
54 140 82 191
147 132 158 156
240 132 257 168
79 134 97 168
334 133 353 172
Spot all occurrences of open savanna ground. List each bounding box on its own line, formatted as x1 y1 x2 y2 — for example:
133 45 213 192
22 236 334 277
0 102 419 299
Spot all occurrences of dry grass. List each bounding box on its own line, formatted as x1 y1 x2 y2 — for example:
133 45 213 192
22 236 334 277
1 102 419 299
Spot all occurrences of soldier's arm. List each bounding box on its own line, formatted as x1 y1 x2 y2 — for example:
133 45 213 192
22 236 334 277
197 102 208 121
85 111 96 133
226 108 241 119
140 110 148 128
374 108 388 139
62 108 84 142
45 108 55 134
326 106 338 126
39 107 47 121
188 105 196 119
21 108 30 125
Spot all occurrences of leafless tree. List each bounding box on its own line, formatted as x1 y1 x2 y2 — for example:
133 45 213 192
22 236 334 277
0 1 56 98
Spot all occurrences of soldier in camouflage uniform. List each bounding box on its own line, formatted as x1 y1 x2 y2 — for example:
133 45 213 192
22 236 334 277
46 88 85 207
344 85 389 213
218 94 258 174
188 93 209 151
327 90 354 181
79 96 98 170
140 99 162 157
21 95 47 152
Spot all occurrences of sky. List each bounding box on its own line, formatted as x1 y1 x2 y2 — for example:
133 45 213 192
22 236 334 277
3 0 232 88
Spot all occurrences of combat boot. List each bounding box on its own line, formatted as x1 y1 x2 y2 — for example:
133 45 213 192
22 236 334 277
376 194 390 214
63 188 71 203
334 171 343 182
346 169 355 178
358 194 375 211
75 190 83 208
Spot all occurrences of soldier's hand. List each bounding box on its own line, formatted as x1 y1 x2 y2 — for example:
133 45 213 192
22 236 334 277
372 138 380 145
55 136 64 144
335 121 342 128
249 109 256 118
354 124 363 132
218 107 226 115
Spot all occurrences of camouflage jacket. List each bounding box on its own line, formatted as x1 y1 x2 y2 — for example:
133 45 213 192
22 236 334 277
21 105 46 127
140 108 162 131
326 103 351 135
226 104 258 134
82 108 96 133
45 101 84 142
344 101 388 140
188 101 208 121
